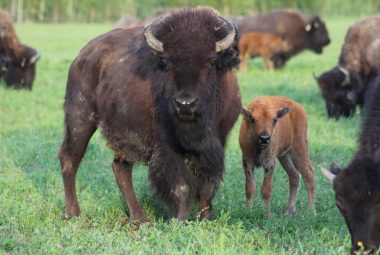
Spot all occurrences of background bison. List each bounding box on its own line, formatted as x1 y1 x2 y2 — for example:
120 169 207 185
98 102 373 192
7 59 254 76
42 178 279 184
321 75 380 254
59 7 241 222
234 9 330 68
316 15 380 119
0 10 40 89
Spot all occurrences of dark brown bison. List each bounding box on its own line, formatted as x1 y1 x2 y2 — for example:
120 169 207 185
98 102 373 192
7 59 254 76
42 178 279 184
316 15 380 119
321 75 380 254
234 9 330 68
0 10 40 89
240 96 314 218
59 7 241 223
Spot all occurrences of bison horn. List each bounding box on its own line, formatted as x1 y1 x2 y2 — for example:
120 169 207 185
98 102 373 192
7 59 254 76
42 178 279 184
320 167 336 184
338 66 350 86
144 18 164 53
30 52 40 64
215 16 237 53
312 72 319 80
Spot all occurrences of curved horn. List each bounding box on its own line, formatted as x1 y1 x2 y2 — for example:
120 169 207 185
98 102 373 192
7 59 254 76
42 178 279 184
312 72 319 80
144 18 164 53
29 52 40 64
320 167 336 184
215 16 237 53
338 66 350 86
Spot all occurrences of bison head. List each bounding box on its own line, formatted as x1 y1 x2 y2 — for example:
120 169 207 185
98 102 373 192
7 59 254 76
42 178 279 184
305 16 330 54
321 157 380 254
242 106 289 149
315 66 361 119
4 44 40 89
143 8 239 124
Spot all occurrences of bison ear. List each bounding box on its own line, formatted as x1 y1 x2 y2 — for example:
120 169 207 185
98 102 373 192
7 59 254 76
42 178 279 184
330 162 342 175
277 107 289 118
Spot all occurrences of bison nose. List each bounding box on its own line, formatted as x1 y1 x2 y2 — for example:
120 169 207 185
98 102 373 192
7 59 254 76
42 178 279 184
259 135 271 145
173 97 198 112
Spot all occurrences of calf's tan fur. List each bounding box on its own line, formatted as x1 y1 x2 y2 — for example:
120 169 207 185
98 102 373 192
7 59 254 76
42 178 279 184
239 96 314 217
239 32 291 71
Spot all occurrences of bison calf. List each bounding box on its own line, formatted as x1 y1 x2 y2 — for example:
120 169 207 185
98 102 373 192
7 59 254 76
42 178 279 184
239 96 314 217
239 32 291 71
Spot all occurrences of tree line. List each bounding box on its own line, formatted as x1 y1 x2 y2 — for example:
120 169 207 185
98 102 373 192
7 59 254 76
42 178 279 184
1 0 379 23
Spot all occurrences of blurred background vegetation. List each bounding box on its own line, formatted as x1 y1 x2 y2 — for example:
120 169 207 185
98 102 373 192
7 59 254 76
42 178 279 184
1 0 379 23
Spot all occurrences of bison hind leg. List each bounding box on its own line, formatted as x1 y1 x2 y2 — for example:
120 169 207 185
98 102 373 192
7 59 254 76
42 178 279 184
59 100 98 219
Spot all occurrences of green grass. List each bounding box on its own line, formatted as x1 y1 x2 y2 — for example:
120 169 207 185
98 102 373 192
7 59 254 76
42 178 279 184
0 17 363 254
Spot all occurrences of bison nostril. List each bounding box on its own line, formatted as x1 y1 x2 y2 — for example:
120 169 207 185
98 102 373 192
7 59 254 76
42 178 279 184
259 135 271 144
173 97 198 109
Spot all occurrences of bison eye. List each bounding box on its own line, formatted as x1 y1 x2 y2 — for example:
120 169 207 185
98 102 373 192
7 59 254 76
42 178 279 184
272 118 277 125
158 57 167 70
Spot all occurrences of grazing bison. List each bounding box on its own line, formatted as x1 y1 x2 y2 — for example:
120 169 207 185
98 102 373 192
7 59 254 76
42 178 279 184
59 7 241 222
321 75 380 254
238 32 291 71
239 96 314 217
316 15 380 119
0 10 40 89
234 9 330 68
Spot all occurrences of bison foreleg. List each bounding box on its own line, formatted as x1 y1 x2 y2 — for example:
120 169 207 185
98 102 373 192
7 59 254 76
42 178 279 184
149 146 192 220
112 158 149 223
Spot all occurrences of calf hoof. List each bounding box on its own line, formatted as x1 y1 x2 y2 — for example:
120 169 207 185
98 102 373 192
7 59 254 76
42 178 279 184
62 208 80 220
283 209 297 217
246 200 253 210
129 216 151 226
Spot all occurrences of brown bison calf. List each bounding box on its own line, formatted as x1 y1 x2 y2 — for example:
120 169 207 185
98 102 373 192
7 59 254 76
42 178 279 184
238 32 291 71
239 96 314 217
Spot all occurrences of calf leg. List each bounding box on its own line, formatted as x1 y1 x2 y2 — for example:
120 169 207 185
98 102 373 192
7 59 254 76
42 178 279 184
58 102 97 219
261 163 275 218
279 154 300 215
292 145 315 211
242 156 255 210
239 52 250 72
112 158 148 223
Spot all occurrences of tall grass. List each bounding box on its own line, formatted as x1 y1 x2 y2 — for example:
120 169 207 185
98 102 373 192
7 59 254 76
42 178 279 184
0 17 362 254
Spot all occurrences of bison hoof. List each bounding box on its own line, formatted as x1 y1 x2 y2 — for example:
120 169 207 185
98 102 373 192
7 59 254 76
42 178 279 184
129 216 151 225
246 200 253 210
283 209 297 217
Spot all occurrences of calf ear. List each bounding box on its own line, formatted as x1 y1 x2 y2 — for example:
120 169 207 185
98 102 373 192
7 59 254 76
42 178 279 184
277 107 289 118
241 108 251 120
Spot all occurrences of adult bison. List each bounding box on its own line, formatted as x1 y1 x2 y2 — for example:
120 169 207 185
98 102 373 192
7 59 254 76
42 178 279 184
234 9 330 68
315 15 380 119
321 75 380 254
0 10 40 89
59 7 241 222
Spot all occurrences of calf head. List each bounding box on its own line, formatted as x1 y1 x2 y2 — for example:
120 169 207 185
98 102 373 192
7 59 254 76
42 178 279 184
305 15 330 54
321 157 380 254
4 44 40 89
315 66 361 119
242 105 289 149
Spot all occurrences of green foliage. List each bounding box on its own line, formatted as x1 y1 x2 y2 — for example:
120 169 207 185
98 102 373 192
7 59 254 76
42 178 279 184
0 0 379 22
0 17 365 254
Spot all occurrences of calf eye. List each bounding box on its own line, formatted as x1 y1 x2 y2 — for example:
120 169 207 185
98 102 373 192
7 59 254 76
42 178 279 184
272 118 277 125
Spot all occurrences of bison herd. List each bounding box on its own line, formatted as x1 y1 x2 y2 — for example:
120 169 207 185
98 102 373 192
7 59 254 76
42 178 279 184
1 6 379 255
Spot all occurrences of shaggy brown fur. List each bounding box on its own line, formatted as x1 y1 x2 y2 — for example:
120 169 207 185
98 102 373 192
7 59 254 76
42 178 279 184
239 96 314 217
238 32 291 71
59 7 241 223
322 76 380 253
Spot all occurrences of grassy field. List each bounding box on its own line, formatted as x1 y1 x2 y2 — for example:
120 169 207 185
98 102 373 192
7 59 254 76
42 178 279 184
0 17 366 254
